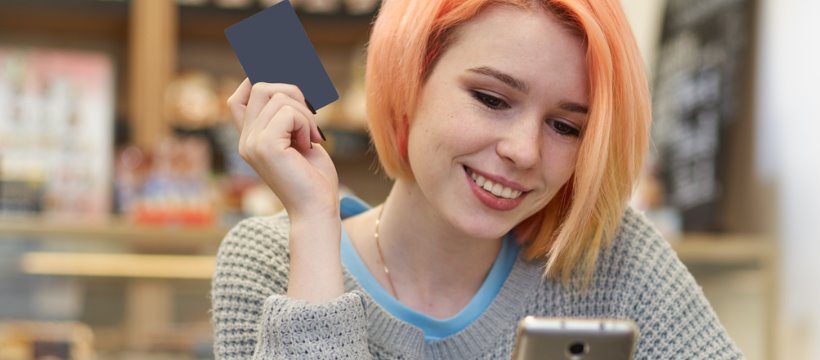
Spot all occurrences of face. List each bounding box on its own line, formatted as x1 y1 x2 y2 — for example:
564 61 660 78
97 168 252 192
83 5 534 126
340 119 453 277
405 5 589 240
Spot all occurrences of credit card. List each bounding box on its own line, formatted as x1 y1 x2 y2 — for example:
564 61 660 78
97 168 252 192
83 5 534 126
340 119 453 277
225 0 338 110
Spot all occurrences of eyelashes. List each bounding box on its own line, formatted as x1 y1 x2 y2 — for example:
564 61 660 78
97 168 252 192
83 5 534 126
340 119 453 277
470 90 581 137
471 90 509 110
546 119 580 137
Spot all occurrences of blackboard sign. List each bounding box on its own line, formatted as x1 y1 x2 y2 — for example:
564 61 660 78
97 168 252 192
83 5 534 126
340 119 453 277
651 0 754 231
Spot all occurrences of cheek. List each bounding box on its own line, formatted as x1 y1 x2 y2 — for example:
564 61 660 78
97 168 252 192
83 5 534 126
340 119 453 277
405 117 439 174
408 109 467 153
541 145 578 185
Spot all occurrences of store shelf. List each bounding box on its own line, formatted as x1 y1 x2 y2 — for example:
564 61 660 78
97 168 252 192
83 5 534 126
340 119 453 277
2 215 773 271
21 252 215 279
0 216 228 252
0 0 128 41
671 233 774 268
179 4 374 46
16 234 770 280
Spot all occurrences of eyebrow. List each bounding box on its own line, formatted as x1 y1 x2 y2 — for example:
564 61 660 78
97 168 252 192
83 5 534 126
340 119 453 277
467 66 589 115
559 102 588 115
467 66 529 94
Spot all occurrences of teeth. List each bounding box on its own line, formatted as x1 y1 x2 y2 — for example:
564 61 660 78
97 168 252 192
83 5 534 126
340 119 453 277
483 181 493 192
468 169 523 199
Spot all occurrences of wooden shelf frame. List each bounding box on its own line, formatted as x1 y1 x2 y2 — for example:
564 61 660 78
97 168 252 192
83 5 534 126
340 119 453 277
0 216 228 252
0 0 129 41
21 252 215 279
1 216 774 278
670 233 775 268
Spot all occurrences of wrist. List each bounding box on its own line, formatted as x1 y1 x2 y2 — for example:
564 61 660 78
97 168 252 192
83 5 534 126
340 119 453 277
286 196 341 224
288 211 341 243
287 216 344 303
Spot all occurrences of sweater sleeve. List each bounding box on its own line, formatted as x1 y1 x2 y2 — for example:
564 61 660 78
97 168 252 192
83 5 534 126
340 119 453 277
620 210 744 360
211 215 372 359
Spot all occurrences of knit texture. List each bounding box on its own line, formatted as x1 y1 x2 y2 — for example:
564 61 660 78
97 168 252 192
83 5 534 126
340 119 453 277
211 208 744 359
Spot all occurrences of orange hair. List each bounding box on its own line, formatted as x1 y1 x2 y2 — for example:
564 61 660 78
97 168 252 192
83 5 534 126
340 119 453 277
365 0 651 282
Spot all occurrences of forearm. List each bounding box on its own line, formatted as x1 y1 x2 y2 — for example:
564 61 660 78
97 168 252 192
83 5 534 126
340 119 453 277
286 213 345 304
212 216 372 359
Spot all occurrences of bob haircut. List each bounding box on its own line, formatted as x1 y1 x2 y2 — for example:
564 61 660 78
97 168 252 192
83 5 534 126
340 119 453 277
365 0 650 281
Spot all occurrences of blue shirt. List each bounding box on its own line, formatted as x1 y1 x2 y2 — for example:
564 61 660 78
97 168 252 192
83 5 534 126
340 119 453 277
339 196 521 341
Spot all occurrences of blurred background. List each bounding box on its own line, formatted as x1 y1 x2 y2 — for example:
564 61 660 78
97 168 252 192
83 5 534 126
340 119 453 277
0 0 817 359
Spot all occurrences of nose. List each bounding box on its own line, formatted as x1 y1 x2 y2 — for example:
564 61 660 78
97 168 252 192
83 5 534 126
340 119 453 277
495 117 541 169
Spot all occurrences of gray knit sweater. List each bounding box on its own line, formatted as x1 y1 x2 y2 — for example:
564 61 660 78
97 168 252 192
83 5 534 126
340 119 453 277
211 208 744 359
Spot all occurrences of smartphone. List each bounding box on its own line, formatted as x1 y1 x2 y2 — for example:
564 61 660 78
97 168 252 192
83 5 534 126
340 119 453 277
511 317 639 360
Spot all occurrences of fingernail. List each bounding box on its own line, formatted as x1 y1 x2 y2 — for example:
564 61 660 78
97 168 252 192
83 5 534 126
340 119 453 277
318 126 327 142
304 99 316 114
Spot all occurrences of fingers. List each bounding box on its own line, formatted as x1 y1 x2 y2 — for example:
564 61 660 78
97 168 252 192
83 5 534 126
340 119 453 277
227 78 251 129
240 105 311 168
245 82 307 125
230 80 326 170
242 82 324 145
257 96 315 153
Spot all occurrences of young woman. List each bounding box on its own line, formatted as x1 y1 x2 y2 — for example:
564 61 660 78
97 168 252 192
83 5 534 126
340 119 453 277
212 0 744 358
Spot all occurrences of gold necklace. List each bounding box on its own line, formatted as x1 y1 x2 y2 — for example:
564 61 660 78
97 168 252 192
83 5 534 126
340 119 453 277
374 206 399 300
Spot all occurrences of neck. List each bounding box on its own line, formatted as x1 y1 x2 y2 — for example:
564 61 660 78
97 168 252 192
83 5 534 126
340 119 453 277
376 179 504 318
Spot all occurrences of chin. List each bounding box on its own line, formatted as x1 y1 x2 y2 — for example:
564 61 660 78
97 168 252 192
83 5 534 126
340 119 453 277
453 215 519 240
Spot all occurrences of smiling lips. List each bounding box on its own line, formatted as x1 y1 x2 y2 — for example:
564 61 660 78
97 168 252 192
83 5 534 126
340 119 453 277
465 167 527 200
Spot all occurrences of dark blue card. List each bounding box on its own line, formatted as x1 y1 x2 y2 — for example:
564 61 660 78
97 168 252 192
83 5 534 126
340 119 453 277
225 0 338 110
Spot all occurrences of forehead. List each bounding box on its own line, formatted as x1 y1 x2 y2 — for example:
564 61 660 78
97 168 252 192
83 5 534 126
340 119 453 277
436 5 589 99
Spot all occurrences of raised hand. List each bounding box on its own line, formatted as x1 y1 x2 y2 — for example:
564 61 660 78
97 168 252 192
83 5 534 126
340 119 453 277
227 78 339 220
228 78 344 303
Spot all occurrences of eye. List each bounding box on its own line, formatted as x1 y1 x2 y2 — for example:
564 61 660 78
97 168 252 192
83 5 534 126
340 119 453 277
471 90 509 110
547 119 581 137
